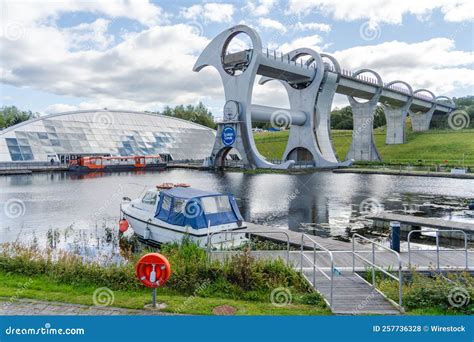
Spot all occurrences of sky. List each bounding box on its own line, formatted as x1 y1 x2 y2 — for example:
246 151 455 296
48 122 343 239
0 0 473 118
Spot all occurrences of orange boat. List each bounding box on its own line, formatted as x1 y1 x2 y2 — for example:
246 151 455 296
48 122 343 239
69 155 166 172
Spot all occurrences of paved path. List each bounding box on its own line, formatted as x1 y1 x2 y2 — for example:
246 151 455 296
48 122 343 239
0 299 173 316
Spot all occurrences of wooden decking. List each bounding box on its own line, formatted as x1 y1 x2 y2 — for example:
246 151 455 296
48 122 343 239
303 269 400 315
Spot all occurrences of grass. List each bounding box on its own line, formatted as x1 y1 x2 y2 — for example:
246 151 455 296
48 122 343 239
0 240 329 315
0 272 329 315
365 269 474 315
254 127 474 167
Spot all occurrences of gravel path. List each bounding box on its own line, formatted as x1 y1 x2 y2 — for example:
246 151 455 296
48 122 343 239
0 299 173 316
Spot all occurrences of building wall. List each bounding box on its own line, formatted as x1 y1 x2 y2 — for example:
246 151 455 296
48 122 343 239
0 110 216 162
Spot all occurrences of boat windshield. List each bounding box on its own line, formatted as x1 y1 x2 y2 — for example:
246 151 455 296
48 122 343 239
142 191 158 205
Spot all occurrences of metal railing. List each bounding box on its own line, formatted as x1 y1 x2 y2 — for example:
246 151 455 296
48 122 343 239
206 229 291 265
300 234 334 307
263 48 316 69
407 229 469 271
352 233 403 310
0 161 64 169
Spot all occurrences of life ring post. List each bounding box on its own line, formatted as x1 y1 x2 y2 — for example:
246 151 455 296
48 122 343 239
136 253 171 310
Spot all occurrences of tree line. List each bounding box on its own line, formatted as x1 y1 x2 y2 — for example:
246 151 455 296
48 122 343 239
0 106 39 129
1 96 473 131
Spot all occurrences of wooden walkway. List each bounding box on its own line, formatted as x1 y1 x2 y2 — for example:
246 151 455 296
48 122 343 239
366 212 474 233
303 269 400 315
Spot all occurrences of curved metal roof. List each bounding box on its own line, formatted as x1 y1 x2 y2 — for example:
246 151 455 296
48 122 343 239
0 109 216 135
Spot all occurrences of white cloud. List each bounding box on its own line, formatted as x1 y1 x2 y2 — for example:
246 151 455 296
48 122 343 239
293 22 331 33
65 19 114 51
259 18 287 33
245 0 277 16
278 34 324 52
0 0 167 28
332 38 474 94
180 3 235 23
44 103 78 114
1 22 223 108
286 0 474 24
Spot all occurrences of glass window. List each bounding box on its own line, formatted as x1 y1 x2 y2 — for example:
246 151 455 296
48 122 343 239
201 196 232 214
10 153 23 161
142 191 157 205
161 195 171 210
22 154 34 161
6 138 18 147
20 146 32 154
173 199 185 213
8 146 21 154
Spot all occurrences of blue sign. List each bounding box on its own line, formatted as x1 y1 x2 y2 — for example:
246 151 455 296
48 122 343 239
221 126 236 146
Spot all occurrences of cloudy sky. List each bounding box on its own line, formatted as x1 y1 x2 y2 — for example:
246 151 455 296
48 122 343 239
0 0 473 118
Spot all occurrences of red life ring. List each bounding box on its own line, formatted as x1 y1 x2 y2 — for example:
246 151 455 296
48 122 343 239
136 253 171 288
119 219 129 233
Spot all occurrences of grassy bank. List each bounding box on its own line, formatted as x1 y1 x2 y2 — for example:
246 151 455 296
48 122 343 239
0 241 329 315
254 128 474 167
366 269 474 315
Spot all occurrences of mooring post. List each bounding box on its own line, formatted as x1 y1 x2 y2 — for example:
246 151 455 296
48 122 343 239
389 221 401 253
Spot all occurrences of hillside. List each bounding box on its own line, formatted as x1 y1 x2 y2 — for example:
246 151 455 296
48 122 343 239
254 128 474 167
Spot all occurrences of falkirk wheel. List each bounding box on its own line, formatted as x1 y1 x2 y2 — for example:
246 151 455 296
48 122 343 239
193 25 454 169
193 25 352 170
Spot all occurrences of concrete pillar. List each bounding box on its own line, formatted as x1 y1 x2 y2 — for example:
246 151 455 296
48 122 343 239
346 99 381 161
345 69 382 162
383 80 413 144
384 107 407 144
408 89 436 132
410 111 433 132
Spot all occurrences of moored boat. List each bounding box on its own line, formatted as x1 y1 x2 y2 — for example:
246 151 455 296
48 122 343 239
120 183 248 248
69 155 166 172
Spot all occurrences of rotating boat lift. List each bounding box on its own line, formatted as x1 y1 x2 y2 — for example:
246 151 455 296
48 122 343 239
193 25 455 169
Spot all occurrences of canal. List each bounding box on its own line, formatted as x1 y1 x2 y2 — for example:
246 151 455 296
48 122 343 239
1 169 473 251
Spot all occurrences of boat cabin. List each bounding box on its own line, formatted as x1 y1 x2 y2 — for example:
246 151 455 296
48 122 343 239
154 187 243 229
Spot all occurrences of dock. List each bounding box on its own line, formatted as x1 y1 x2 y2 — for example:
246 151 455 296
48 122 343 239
210 222 473 314
245 222 365 251
366 212 474 234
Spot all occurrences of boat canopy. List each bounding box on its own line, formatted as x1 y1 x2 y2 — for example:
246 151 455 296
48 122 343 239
154 187 243 229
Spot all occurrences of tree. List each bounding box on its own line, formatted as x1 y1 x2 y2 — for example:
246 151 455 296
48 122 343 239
0 106 38 129
158 102 216 129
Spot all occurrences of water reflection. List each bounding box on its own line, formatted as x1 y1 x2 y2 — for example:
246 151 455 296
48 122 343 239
1 170 473 249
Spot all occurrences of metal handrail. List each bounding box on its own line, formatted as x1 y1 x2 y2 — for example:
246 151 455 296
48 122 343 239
407 229 468 271
300 234 334 307
352 233 403 309
207 229 291 265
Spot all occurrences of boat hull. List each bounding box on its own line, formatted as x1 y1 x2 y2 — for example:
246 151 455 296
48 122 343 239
70 163 167 173
122 208 248 249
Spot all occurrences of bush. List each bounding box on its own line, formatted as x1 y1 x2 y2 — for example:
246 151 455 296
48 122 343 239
377 270 474 314
0 239 319 304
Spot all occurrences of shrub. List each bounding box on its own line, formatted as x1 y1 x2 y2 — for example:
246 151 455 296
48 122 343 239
0 239 319 304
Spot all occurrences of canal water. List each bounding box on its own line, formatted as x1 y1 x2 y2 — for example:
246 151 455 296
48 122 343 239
1 169 473 254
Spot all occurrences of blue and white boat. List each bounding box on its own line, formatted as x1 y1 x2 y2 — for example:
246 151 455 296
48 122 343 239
121 184 248 248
